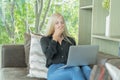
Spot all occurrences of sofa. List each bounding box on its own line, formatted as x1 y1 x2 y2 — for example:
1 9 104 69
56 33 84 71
0 44 120 80
0 44 47 80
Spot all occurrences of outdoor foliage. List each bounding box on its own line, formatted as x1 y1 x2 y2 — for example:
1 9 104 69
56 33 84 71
0 0 79 44
102 0 110 11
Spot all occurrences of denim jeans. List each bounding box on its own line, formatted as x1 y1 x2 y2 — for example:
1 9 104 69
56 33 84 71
47 64 91 80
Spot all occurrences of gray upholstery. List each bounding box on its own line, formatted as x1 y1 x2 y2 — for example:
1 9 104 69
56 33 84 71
0 45 46 80
1 44 47 80
0 68 47 80
96 52 119 65
1 44 120 80
2 45 26 68
0 68 45 80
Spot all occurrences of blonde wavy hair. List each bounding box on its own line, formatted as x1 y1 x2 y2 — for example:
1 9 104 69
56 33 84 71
45 13 74 44
45 13 70 37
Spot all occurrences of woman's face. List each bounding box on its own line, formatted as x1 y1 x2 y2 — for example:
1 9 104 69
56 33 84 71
54 16 65 30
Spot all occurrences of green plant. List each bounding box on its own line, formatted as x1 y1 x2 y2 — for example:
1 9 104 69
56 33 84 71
0 0 79 44
102 0 110 11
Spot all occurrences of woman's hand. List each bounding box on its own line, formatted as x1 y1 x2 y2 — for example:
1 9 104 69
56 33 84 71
53 26 64 42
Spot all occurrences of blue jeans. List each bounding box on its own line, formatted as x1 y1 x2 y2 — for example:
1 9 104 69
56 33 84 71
47 64 91 80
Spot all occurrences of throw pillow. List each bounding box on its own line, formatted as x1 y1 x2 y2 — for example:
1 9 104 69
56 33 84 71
27 33 48 78
24 33 31 67
24 33 43 70
105 62 120 80
90 65 111 80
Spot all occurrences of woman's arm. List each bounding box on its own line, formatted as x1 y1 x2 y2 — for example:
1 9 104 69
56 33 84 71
40 37 58 59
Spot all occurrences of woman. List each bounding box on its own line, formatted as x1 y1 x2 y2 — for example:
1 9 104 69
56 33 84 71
40 13 91 80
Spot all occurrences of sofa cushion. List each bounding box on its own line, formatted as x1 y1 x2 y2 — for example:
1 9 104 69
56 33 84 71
90 54 120 80
2 45 26 67
96 52 119 65
90 65 111 80
0 68 46 80
105 63 120 80
27 33 48 78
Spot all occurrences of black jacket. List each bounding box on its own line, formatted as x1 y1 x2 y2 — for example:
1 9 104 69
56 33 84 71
40 35 76 67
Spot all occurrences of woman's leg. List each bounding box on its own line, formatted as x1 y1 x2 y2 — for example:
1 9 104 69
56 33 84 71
47 64 64 78
48 64 72 80
81 65 92 80
48 64 86 80
71 66 85 80
48 68 72 80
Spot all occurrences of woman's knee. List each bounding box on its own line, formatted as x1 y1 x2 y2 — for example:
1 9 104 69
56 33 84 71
81 66 91 80
81 65 91 72
71 66 86 80
72 66 81 72
48 72 72 80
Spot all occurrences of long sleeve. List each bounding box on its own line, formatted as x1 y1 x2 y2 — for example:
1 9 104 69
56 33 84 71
40 36 76 67
40 37 58 59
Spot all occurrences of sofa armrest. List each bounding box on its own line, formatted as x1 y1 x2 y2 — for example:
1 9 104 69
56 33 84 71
96 52 120 65
2 44 27 68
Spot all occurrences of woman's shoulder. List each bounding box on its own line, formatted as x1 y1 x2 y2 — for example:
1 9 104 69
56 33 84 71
67 36 75 41
41 35 52 41
66 36 76 45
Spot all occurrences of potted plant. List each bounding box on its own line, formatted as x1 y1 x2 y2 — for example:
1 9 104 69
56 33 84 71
102 0 110 36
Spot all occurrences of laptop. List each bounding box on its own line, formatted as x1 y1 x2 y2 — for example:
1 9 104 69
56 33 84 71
59 45 99 69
